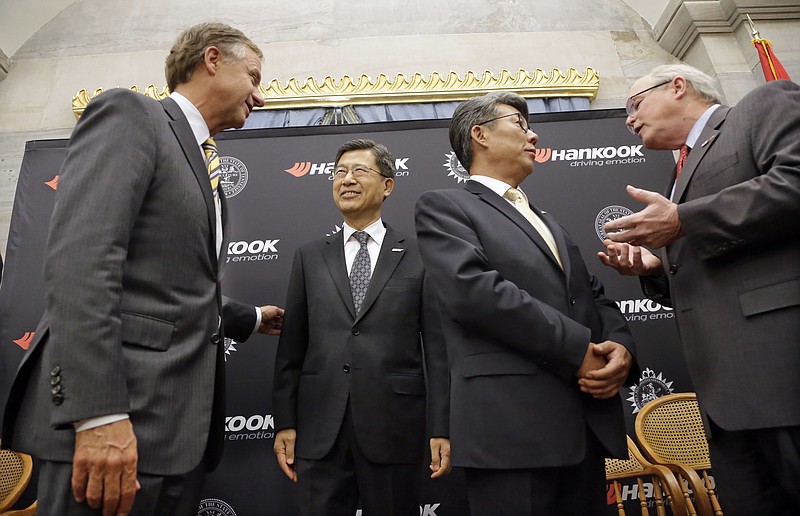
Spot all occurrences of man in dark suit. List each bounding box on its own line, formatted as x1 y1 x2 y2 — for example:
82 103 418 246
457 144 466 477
273 139 450 516
599 64 800 515
1 22 283 516
415 92 635 515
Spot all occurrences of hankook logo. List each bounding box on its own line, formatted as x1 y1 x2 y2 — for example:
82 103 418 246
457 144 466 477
13 332 35 350
226 239 279 263
284 158 410 179
534 145 645 167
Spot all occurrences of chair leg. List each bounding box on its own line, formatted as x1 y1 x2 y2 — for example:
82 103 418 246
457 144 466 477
702 471 723 515
613 480 627 516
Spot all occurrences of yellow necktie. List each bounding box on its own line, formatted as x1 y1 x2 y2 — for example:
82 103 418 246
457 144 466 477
202 137 221 201
504 187 563 269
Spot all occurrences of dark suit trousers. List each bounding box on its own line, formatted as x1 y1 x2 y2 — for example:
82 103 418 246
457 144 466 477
295 401 421 516
463 429 608 516
708 421 800 516
36 459 206 516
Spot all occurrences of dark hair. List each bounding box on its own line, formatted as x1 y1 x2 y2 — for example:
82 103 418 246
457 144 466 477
335 139 396 178
449 91 529 171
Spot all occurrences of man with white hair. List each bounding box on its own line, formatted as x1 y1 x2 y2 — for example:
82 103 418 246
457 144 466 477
600 64 800 515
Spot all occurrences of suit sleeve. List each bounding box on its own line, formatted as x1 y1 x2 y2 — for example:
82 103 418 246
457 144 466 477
272 247 309 431
421 274 449 438
45 89 156 426
222 295 257 342
679 80 800 260
415 191 592 380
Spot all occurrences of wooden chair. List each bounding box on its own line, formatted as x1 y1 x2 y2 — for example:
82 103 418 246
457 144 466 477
635 393 723 516
606 435 690 516
0 446 37 516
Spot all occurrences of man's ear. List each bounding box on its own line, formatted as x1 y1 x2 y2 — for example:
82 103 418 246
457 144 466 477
383 178 395 199
471 124 489 149
672 76 690 100
202 46 223 76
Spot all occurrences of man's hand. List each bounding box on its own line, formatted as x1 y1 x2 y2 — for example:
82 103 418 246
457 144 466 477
578 341 633 399
273 428 297 482
258 305 285 335
576 343 607 380
598 240 663 277
604 185 684 249
429 438 452 479
72 419 140 516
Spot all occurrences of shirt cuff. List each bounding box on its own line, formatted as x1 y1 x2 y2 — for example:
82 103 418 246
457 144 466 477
74 413 129 432
253 306 262 334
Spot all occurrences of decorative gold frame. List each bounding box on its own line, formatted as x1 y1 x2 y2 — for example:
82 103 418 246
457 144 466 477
72 67 599 119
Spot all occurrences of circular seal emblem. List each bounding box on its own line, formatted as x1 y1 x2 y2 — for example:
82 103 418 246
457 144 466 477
595 205 634 241
626 368 674 413
197 498 237 516
219 156 249 198
443 152 469 183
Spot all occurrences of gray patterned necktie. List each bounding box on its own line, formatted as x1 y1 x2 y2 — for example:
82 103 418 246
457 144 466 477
349 231 371 314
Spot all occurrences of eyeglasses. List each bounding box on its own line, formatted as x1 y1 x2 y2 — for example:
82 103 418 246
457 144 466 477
625 80 670 117
332 165 384 180
477 112 532 134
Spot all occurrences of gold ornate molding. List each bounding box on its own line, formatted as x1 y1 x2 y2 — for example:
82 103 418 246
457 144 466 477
72 67 599 119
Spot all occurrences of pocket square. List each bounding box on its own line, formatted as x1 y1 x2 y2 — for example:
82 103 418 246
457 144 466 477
392 248 404 252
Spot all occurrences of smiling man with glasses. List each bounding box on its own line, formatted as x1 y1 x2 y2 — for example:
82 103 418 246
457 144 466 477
599 63 800 516
273 139 451 516
414 91 636 515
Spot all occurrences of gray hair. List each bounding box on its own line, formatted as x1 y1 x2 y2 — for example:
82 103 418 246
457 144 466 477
449 91 529 172
335 139 396 178
645 64 723 105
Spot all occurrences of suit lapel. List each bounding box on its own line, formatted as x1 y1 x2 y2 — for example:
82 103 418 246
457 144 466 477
357 225 406 321
466 181 564 273
162 97 218 268
322 232 357 318
673 105 730 202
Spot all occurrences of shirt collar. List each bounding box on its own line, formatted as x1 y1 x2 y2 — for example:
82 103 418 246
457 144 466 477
469 175 518 198
169 91 210 146
686 104 720 149
342 218 386 246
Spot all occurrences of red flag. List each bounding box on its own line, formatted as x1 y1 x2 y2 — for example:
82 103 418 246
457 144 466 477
753 37 791 81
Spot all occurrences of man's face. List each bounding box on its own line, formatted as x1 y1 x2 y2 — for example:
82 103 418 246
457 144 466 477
479 104 539 180
332 149 394 220
213 46 265 131
625 77 678 150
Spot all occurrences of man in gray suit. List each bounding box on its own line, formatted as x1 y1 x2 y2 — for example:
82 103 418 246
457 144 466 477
1 22 283 516
415 92 635 515
273 139 450 516
599 64 800 515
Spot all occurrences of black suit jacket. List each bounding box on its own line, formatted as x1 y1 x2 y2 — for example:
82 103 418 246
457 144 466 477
642 80 800 432
273 225 448 464
415 180 635 468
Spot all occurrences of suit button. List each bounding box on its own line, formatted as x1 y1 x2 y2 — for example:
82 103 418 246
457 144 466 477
669 264 679 275
343 364 351 373
50 365 61 376
51 384 62 395
211 333 221 344
50 376 61 386
569 296 576 305
52 393 64 406
352 328 359 336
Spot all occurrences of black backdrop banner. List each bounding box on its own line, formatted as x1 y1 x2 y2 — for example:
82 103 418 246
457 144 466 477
0 109 693 515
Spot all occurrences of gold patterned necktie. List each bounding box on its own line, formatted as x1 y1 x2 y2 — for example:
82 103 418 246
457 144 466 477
349 231 371 315
504 187 563 269
202 137 221 201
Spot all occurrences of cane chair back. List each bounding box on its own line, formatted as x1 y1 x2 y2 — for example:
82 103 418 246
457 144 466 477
0 447 34 515
605 435 689 516
635 393 723 516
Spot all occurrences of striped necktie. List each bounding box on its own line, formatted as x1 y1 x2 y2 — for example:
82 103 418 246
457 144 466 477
676 144 690 178
202 137 221 201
